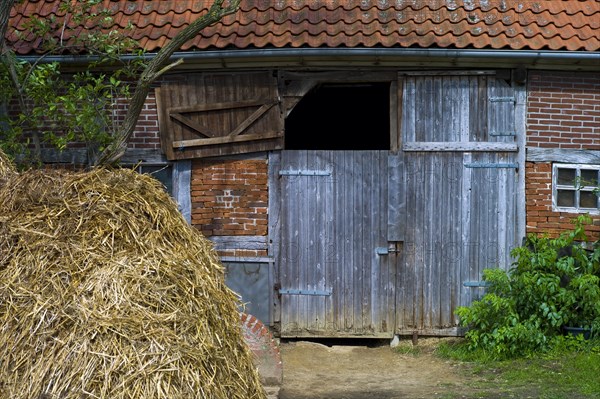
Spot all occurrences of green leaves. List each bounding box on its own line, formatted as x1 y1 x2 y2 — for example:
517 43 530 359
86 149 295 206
457 217 600 359
1 0 145 166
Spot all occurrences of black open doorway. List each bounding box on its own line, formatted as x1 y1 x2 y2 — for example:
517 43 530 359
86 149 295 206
284 82 390 150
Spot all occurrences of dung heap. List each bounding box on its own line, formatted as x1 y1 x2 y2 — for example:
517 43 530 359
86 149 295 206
0 164 266 399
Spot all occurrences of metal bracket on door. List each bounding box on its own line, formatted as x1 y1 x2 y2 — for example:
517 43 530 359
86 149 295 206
279 169 331 176
489 96 515 103
278 289 332 296
375 242 403 255
463 281 491 287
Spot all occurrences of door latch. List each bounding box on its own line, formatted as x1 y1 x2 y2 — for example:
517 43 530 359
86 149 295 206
375 242 403 255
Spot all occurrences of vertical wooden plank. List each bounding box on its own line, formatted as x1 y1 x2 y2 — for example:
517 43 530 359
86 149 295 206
431 76 443 141
155 87 172 160
323 150 335 332
423 155 435 328
399 154 416 329
268 152 281 328
413 153 425 329
172 160 192 223
314 151 326 332
403 76 416 144
415 77 427 142
447 154 463 327
306 150 316 332
390 80 400 153
381 151 394 334
344 151 355 332
280 151 296 334
331 151 341 333
514 78 528 250
363 151 374 333
476 75 488 142
353 151 364 334
297 151 310 332
471 154 483 295
496 153 509 271
388 154 405 243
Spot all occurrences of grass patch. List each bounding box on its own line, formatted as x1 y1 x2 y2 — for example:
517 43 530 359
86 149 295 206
392 337 422 356
435 338 600 398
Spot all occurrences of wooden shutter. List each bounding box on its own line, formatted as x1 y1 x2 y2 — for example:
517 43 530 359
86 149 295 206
157 72 284 160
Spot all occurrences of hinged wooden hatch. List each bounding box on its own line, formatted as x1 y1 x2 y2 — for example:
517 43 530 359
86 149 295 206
156 72 284 160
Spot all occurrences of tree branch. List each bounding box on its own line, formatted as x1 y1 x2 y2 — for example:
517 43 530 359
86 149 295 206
0 0 15 53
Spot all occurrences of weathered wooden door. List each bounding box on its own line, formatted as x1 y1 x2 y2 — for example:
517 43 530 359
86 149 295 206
395 72 522 335
156 72 284 160
274 150 397 337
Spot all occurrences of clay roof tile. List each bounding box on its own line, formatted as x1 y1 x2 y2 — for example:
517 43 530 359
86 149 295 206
6 0 600 54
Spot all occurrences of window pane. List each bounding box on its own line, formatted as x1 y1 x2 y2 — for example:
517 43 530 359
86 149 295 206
557 168 576 186
580 169 598 187
580 191 598 208
557 189 575 207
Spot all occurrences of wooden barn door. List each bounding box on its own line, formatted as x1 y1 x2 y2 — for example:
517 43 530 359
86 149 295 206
156 72 284 160
395 72 522 335
275 150 397 338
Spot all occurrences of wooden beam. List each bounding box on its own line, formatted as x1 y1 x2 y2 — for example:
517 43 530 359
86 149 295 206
398 70 497 76
168 98 271 113
208 235 269 251
172 131 282 148
526 147 600 163
395 327 467 337
228 103 276 137
170 112 220 138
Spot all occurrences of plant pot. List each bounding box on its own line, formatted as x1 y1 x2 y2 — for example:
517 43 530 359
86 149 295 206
562 326 592 340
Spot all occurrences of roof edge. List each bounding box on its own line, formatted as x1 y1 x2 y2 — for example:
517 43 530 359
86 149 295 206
17 48 600 72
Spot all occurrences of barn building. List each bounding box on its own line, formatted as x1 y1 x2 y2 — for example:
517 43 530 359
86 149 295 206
6 0 600 339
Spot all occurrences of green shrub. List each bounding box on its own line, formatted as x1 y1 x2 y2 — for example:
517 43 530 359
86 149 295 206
456 215 600 359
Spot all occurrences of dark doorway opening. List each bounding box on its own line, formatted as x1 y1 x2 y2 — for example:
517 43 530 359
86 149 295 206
285 82 391 150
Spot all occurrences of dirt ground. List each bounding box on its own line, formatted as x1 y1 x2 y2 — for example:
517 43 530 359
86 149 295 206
277 337 476 399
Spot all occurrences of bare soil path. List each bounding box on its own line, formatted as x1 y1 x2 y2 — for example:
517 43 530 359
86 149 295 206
277 338 476 399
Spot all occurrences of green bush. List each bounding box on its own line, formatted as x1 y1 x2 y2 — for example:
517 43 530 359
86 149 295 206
456 215 600 359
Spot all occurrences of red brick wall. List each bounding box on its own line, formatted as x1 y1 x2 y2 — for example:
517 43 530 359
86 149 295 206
526 71 600 239
126 90 161 151
191 158 268 238
527 71 600 149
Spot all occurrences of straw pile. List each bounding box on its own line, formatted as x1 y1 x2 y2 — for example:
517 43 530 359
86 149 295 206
0 149 16 179
0 166 266 399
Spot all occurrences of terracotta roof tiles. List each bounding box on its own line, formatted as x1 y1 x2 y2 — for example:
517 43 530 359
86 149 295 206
7 0 600 55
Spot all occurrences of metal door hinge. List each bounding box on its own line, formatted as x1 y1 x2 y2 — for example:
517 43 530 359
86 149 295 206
279 169 331 176
489 96 515 103
278 288 332 296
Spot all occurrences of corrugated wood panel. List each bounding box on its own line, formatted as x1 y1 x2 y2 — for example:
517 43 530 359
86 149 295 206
156 72 284 160
277 151 394 337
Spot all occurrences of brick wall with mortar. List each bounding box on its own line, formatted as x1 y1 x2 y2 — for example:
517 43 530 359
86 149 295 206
526 71 600 239
126 90 162 151
191 158 269 257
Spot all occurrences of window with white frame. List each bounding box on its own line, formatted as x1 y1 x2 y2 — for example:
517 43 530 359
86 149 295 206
552 163 600 213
